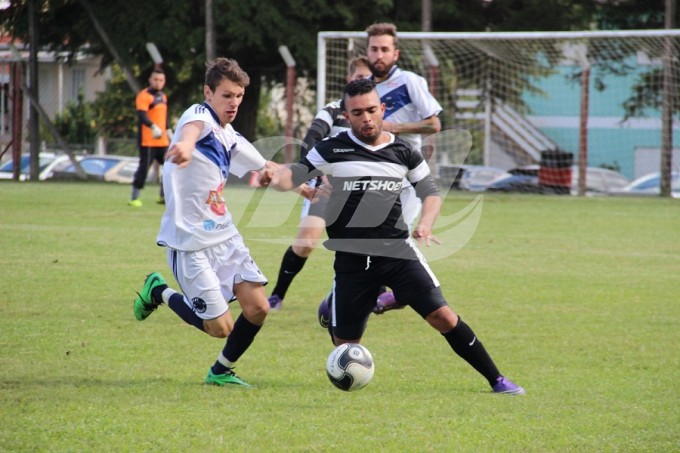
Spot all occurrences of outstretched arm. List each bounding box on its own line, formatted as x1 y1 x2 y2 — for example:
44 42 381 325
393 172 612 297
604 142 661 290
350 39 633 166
412 194 442 247
383 115 441 136
165 120 203 168
261 163 321 192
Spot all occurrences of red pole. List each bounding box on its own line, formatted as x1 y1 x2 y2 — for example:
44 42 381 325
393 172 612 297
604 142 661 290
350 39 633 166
284 65 295 164
11 62 24 182
578 66 590 196
278 45 296 164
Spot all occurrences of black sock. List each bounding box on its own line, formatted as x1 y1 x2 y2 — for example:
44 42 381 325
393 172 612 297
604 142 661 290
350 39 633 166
220 314 262 365
443 319 501 387
151 285 168 305
168 293 206 332
271 246 307 299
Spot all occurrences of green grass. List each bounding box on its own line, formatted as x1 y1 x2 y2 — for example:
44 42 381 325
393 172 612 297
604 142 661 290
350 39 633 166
1 181 678 452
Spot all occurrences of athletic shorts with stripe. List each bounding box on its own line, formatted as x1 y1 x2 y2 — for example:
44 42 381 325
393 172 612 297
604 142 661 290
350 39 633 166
167 234 268 320
329 250 448 340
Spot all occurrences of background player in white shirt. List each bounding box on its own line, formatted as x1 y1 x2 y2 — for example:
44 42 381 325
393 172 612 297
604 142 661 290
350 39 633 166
267 57 372 311
132 58 277 387
367 22 442 230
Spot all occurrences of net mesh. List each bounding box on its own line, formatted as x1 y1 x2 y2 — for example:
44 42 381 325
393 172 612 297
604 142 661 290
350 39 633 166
320 31 680 193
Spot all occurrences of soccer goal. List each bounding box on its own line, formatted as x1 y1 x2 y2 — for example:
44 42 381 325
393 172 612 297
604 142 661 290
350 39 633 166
318 30 680 194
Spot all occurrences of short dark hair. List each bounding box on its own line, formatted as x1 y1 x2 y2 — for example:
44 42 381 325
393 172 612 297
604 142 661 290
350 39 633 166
341 78 377 111
205 58 250 91
366 22 398 48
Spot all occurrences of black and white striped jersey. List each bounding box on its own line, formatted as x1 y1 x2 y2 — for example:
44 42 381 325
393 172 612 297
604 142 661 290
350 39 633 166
301 100 349 159
291 129 439 256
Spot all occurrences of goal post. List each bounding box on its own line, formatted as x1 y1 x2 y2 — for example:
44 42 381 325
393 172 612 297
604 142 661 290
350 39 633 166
318 30 680 194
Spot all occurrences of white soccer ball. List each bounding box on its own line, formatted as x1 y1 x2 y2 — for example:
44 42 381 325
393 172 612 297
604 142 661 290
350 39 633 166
326 343 375 391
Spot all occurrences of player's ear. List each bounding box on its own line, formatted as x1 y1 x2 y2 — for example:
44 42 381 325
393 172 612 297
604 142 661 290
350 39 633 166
203 85 212 100
393 48 400 62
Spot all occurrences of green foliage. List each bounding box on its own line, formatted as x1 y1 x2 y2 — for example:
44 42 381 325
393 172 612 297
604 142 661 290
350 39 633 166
255 80 284 140
41 91 97 151
1 0 677 141
1 183 679 451
91 65 137 139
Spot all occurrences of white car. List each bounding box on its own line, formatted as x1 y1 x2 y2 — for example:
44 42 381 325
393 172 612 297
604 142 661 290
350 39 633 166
0 153 79 181
437 164 511 191
616 171 680 198
51 154 157 184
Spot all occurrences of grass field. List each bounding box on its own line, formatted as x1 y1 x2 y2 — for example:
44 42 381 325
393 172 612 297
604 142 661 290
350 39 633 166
1 181 678 452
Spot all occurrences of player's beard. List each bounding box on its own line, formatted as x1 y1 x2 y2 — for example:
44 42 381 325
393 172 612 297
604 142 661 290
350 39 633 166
368 60 393 79
354 122 382 145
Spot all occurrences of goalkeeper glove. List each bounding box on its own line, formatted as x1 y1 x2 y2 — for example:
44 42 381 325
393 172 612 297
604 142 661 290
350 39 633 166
151 124 163 139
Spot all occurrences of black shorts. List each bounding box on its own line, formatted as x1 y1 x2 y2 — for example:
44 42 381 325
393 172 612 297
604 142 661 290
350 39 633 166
330 251 448 340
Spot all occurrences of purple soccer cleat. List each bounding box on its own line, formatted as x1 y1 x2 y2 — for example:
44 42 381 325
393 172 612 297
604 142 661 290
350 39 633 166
372 291 405 315
317 293 331 328
268 294 283 311
492 376 526 395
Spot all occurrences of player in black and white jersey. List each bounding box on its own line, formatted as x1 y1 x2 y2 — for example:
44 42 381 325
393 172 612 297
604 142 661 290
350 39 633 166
262 78 525 395
267 57 372 311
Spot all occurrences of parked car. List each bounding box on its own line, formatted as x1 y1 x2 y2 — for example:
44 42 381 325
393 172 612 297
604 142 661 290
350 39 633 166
0 152 78 181
614 171 680 198
436 164 511 191
486 165 629 195
51 154 154 184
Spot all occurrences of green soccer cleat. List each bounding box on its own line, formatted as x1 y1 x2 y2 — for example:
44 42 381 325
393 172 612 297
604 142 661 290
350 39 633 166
128 199 143 207
205 369 253 388
133 272 167 321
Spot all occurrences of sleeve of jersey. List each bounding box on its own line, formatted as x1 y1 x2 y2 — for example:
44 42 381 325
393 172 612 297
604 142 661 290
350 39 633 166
290 148 325 187
230 134 267 178
135 90 149 112
301 111 333 158
407 155 440 199
409 74 443 119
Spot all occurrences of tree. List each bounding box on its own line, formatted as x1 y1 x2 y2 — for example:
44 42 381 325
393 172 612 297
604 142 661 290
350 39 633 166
3 0 674 141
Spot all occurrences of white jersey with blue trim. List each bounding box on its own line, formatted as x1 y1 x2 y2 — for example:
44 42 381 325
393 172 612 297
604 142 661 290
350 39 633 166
157 102 266 251
374 66 442 152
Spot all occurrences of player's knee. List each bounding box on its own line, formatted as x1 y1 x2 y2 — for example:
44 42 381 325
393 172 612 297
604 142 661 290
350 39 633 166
292 243 315 257
425 306 459 333
206 324 231 338
204 317 233 338
241 301 269 323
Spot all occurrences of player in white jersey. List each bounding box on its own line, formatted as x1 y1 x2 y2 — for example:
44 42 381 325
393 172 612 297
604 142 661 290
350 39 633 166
267 57 372 311
132 58 278 387
366 22 442 231
261 78 525 395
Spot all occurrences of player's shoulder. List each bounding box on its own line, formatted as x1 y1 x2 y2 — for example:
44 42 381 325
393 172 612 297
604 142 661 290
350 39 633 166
321 100 344 119
136 88 152 101
391 135 419 157
181 103 213 121
398 68 428 85
313 131 353 152
323 99 342 110
388 133 411 149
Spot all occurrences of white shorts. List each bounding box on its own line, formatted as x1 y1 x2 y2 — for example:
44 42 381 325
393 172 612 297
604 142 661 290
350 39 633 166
167 234 268 320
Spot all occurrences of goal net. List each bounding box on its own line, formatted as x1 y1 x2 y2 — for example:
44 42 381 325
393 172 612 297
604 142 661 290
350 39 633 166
318 30 680 194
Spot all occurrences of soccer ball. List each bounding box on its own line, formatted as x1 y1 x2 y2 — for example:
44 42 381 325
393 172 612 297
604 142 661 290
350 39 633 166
326 343 374 391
